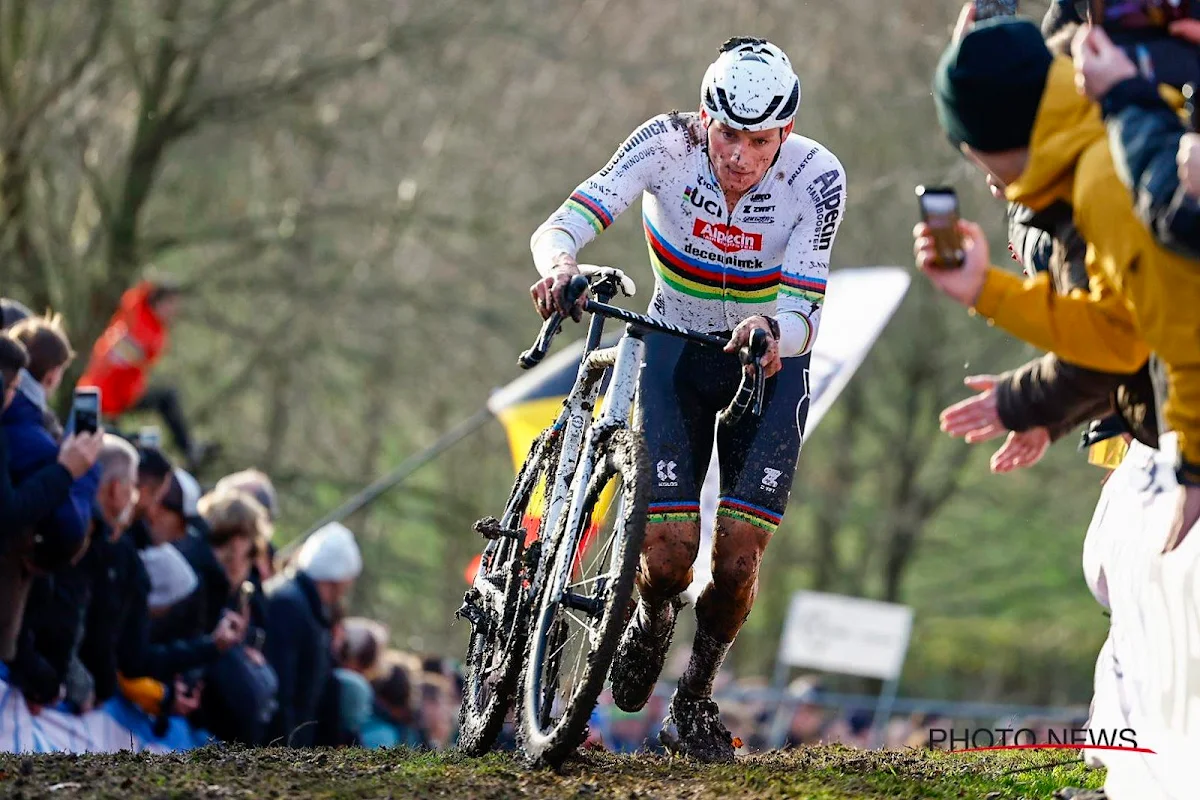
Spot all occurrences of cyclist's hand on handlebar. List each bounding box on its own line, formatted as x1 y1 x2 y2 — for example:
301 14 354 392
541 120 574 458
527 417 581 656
530 257 588 322
725 316 781 378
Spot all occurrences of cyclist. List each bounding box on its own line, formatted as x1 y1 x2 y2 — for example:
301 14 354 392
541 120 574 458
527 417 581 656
529 36 847 761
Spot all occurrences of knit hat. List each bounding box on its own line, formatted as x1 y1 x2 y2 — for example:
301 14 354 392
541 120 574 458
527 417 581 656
296 521 363 582
933 17 1054 154
140 543 200 609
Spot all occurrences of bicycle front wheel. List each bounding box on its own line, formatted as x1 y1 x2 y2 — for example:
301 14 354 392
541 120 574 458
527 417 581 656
517 428 649 767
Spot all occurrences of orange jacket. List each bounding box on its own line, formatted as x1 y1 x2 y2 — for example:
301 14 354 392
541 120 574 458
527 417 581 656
78 282 168 416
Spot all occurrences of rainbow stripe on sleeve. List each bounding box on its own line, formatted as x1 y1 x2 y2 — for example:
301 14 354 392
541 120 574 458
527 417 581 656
565 191 615 234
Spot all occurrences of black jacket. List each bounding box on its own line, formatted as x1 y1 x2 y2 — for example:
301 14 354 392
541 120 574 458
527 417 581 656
152 531 229 647
263 570 332 747
1102 77 1200 260
79 521 221 700
8 562 92 706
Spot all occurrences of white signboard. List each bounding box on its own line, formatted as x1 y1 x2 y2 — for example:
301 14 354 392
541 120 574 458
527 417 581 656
778 590 914 681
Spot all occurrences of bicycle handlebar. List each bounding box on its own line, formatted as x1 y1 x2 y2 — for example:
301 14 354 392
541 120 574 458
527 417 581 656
518 272 769 424
517 276 590 369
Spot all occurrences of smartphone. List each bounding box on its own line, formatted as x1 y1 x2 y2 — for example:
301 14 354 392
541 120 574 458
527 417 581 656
1089 0 1105 24
239 580 255 616
139 425 162 449
70 387 101 435
915 185 965 269
974 0 1019 20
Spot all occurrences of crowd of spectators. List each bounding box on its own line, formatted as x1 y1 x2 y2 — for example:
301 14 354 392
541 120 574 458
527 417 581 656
0 293 463 753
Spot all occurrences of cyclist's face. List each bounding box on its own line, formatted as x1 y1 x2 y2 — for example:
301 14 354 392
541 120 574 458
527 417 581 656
707 120 784 195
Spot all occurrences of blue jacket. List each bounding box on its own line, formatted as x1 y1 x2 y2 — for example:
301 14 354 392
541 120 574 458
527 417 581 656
1102 77 1200 260
1 374 99 559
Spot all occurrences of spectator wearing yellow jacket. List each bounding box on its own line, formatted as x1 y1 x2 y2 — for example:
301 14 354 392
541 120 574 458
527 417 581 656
917 16 1200 547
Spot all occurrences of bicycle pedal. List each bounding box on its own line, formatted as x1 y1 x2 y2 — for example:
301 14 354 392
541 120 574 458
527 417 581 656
473 516 525 541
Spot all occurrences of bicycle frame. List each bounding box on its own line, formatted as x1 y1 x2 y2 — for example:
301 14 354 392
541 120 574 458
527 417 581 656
474 270 767 630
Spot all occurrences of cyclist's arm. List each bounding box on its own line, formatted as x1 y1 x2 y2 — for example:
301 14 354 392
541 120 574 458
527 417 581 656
530 115 681 276
776 153 847 357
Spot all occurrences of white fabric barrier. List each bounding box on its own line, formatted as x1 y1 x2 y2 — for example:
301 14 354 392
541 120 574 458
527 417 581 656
0 677 210 754
1083 435 1200 799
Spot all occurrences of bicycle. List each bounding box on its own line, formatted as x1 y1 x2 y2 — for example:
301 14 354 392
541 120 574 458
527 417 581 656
456 265 768 767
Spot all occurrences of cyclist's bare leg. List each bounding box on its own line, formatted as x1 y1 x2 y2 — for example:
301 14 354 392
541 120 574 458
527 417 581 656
610 520 699 711
681 515 771 697
635 520 701 630
659 515 770 761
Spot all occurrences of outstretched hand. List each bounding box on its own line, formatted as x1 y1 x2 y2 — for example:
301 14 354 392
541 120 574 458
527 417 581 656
990 427 1051 473
940 375 1005 443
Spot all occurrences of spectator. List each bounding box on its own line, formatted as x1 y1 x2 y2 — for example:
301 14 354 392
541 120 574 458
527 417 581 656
78 435 145 703
1073 24 1200 258
3 316 99 568
0 337 98 542
943 8 1159 474
7 313 74 437
263 521 362 747
192 488 276 745
418 672 455 750
923 15 1200 545
77 280 214 471
0 298 31 331
340 618 388 679
361 654 424 749
333 667 373 746
215 468 279 581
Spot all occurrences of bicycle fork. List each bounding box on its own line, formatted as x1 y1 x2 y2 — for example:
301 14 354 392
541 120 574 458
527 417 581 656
545 333 645 617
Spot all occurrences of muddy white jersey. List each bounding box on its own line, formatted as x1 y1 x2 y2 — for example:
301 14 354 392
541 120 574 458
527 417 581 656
530 112 846 357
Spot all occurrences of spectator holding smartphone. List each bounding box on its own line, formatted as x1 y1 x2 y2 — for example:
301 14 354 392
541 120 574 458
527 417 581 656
921 15 1200 547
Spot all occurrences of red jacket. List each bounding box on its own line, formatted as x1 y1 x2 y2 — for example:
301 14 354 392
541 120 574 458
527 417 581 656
79 282 168 416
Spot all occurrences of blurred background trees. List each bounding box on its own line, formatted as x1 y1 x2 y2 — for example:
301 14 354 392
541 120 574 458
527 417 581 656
2 0 1104 704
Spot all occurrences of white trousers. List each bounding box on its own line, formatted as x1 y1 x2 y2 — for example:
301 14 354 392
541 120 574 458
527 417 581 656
1081 434 1200 800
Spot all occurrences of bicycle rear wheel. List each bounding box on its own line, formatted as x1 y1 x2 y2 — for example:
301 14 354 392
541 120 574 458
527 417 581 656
517 428 649 767
458 429 560 755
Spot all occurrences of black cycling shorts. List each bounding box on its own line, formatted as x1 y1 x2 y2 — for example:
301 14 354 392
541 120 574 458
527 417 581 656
634 331 811 534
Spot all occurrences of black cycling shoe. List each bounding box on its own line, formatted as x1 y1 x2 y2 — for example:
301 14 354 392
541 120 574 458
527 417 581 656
658 688 736 763
609 600 676 712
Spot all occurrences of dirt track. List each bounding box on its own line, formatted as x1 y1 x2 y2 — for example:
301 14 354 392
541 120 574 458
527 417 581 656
0 745 1104 799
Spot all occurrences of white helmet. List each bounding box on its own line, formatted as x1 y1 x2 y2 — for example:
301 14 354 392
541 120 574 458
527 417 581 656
700 37 800 132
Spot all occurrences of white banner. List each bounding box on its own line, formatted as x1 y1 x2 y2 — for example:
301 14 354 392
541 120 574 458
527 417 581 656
688 266 911 595
776 590 913 681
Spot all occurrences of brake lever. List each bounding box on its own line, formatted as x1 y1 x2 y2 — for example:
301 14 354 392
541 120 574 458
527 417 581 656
743 328 769 417
517 274 592 369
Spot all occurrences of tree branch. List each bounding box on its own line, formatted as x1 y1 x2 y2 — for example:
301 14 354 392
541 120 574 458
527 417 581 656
168 20 450 134
0 2 112 151
141 199 419 256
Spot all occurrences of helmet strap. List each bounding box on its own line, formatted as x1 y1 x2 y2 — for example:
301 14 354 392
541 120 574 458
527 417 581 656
767 121 793 169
